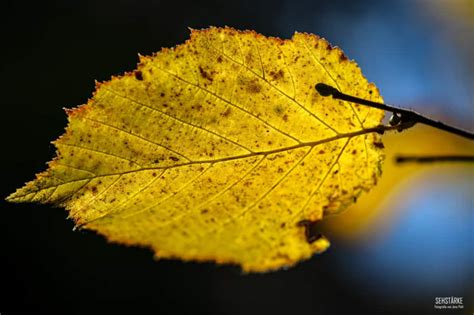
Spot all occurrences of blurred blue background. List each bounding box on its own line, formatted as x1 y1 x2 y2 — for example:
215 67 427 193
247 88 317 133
277 0 473 124
277 0 474 306
1 0 472 314
337 172 473 299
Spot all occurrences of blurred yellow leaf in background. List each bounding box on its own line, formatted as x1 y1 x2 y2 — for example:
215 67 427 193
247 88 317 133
324 124 474 241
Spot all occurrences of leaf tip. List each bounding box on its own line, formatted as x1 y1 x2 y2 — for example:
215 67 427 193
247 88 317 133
5 192 16 203
5 186 32 204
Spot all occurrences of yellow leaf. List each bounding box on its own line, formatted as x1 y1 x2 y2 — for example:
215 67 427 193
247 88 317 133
7 27 384 272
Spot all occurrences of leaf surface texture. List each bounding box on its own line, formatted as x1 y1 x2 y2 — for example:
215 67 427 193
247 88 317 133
8 27 385 271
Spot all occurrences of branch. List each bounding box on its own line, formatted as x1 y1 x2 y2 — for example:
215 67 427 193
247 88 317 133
395 155 474 164
315 83 474 140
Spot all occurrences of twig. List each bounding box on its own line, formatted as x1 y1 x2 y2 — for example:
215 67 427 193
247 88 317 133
315 83 474 140
395 155 474 164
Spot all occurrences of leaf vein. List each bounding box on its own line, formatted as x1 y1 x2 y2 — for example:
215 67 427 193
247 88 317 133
57 142 143 167
75 174 123 214
151 155 266 229
81 115 192 162
207 147 313 237
208 36 339 135
120 164 213 220
298 138 350 215
15 127 383 198
79 170 166 228
104 86 254 153
152 65 301 144
300 38 364 128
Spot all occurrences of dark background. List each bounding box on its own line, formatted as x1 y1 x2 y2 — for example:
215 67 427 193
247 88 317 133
1 0 472 314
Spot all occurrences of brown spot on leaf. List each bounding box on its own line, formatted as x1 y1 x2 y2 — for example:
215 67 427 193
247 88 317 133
246 80 262 93
199 66 213 81
374 142 384 149
134 71 143 81
269 69 284 81
273 104 284 115
297 219 323 244
221 107 231 117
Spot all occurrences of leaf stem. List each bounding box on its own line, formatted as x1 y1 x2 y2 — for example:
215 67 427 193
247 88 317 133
315 83 474 140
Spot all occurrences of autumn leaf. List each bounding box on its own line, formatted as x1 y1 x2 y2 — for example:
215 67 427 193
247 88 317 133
6 27 385 272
